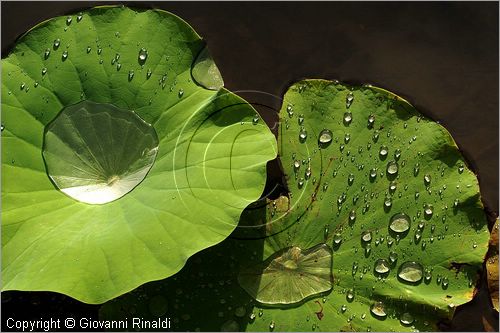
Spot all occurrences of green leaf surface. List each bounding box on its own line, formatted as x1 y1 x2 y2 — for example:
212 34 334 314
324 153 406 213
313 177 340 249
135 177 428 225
100 79 489 331
1 6 277 304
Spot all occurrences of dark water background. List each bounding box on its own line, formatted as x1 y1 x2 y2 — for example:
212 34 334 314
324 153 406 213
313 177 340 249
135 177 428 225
1 1 498 331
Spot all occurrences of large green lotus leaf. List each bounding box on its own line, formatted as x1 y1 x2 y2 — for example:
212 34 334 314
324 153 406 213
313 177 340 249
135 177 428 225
1 6 277 304
100 79 489 331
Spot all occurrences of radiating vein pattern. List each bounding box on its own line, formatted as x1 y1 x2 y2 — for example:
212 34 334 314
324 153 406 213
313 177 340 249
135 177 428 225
238 243 333 305
42 100 159 204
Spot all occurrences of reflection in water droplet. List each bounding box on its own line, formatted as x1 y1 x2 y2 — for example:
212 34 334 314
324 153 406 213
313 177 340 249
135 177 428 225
346 92 354 108
389 213 411 234
344 112 352 125
379 145 388 158
398 261 424 283
42 101 159 205
400 312 414 325
318 129 333 146
424 174 431 186
361 231 372 243
238 244 333 305
374 259 390 274
370 302 387 318
138 48 148 64
191 46 224 90
386 161 398 175
299 128 308 142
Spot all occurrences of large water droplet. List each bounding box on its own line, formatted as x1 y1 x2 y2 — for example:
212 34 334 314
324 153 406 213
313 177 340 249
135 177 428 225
238 244 333 305
318 129 333 147
386 161 398 176
379 145 388 158
398 261 424 283
370 302 387 318
374 259 390 274
191 46 224 90
361 231 372 243
42 101 159 204
400 312 414 325
138 47 148 65
389 213 411 234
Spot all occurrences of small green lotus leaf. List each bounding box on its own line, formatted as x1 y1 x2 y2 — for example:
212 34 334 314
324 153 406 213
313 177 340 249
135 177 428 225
1 6 276 304
100 79 489 331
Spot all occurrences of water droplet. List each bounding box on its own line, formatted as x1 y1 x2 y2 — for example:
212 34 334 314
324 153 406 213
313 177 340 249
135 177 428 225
341 304 347 312
346 92 354 108
298 177 304 188
369 168 377 180
333 233 342 245
414 163 420 176
269 321 275 331
348 173 354 185
394 148 401 160
61 50 68 61
258 309 264 317
66 16 72 25
400 312 414 325
349 210 356 223
116 63 122 71
370 302 387 318
389 181 397 193
442 276 449 288
384 196 392 208
323 182 329 192
386 161 398 175
424 174 431 186
299 127 308 142
138 47 148 64
344 112 352 125
53 38 60 49
398 261 424 283
346 289 354 302
77 13 83 22
304 166 312 180
293 160 300 171
41 67 47 76
389 251 398 264
252 114 260 125
424 204 433 218
374 259 390 275
44 48 50 59
86 46 92 54
42 101 159 204
178 89 185 98
367 114 375 127
389 213 411 234
20 83 25 90
379 145 388 158
318 129 333 146
128 70 134 81
361 231 372 243
344 133 351 144
286 104 294 117
97 47 102 55
249 313 256 321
